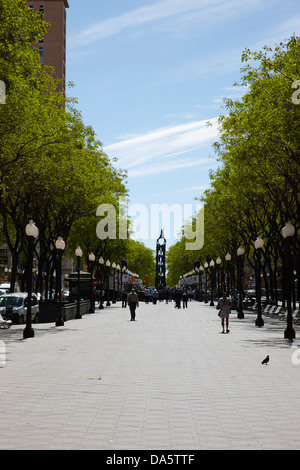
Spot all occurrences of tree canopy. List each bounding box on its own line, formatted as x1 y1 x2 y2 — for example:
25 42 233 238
167 36 300 291
0 0 134 292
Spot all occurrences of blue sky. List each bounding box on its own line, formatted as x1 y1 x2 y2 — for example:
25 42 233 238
66 0 299 251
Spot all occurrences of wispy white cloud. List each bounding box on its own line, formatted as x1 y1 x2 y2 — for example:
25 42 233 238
104 117 220 178
258 13 300 45
128 157 213 178
177 185 209 193
70 0 265 48
165 112 198 120
70 0 196 46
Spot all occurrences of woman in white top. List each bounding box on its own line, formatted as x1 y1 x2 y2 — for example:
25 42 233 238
217 292 232 333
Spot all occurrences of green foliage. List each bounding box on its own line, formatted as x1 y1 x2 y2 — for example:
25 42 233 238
167 36 300 285
125 240 155 285
0 0 129 291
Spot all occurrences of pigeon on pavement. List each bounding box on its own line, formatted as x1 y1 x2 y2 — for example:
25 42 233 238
261 355 269 365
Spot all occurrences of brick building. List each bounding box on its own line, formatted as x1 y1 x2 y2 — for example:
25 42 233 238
28 0 69 94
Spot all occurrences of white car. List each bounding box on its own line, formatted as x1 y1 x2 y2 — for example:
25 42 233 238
0 293 39 324
0 282 20 293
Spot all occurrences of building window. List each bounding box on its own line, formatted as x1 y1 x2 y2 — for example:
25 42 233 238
39 46 44 57
39 5 44 14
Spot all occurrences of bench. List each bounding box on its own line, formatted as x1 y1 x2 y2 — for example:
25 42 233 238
262 304 272 315
264 305 277 317
278 309 299 322
292 310 300 324
0 313 12 329
270 306 284 318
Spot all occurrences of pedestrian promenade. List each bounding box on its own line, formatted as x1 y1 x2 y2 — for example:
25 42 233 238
1 299 300 450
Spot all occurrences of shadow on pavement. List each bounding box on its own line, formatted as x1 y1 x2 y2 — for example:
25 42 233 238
0 323 77 344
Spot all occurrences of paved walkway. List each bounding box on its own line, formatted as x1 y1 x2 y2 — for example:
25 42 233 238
1 299 300 450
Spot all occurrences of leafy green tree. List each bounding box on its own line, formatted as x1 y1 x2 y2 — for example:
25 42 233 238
0 1 129 293
0 0 66 171
125 240 155 286
167 36 300 294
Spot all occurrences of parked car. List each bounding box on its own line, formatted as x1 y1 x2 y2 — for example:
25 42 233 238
244 289 256 299
0 282 20 293
0 283 10 294
0 293 39 324
245 288 266 299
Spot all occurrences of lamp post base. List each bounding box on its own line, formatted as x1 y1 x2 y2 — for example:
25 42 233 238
23 327 34 339
255 317 264 327
56 318 64 327
284 328 295 340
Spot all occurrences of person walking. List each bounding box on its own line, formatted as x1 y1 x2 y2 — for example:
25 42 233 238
144 287 150 304
127 288 139 321
174 289 182 308
164 289 170 304
152 289 158 305
182 288 188 308
121 289 127 308
217 291 232 333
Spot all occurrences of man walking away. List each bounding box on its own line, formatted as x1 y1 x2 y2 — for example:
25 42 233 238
121 290 127 308
182 289 188 308
128 289 139 321
144 287 150 304
152 289 158 304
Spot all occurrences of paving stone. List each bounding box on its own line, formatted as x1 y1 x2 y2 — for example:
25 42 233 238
1 300 300 450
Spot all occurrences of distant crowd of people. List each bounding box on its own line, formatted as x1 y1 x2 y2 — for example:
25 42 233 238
121 286 194 309
119 286 238 332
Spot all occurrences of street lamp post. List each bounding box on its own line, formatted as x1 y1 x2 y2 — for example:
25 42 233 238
98 257 104 309
4 267 11 283
216 256 221 299
112 262 116 304
23 220 39 339
225 252 231 293
204 262 208 303
199 265 204 301
55 237 65 327
292 270 297 310
75 246 82 319
88 252 95 313
237 246 245 319
195 266 199 300
122 265 126 291
209 260 215 306
106 260 111 306
282 221 296 340
254 236 264 327
117 264 120 301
